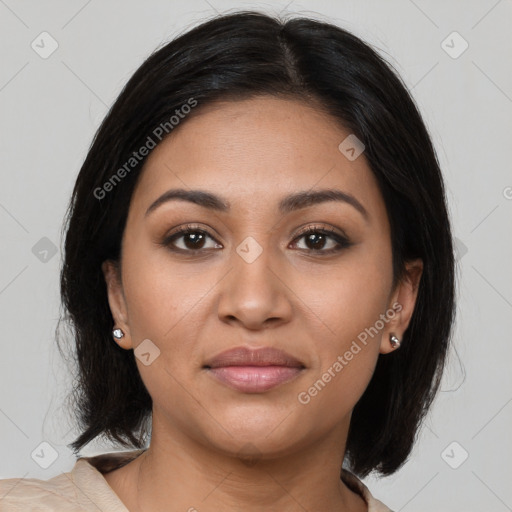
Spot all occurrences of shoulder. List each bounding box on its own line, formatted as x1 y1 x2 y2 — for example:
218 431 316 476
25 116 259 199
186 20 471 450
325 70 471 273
0 449 144 511
341 469 395 512
0 470 85 511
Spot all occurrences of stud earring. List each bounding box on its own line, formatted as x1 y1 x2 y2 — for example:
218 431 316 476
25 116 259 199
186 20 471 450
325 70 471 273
112 328 125 340
389 333 401 349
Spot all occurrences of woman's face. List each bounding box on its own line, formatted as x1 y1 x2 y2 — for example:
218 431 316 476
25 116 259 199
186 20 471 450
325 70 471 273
103 95 421 458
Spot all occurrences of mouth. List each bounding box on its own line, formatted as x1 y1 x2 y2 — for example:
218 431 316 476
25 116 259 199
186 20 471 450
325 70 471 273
203 346 305 393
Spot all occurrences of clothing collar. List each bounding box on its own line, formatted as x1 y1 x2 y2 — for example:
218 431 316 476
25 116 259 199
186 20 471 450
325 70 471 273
76 449 392 511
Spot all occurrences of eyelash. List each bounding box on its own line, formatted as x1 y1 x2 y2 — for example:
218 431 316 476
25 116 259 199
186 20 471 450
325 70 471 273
161 223 353 256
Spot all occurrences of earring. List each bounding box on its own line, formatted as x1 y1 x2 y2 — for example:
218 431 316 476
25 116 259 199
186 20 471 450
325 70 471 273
389 333 401 349
112 327 125 340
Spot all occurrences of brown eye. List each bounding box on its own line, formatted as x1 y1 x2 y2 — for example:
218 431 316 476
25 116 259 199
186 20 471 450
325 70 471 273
163 226 222 253
303 232 329 250
178 231 207 250
291 227 352 254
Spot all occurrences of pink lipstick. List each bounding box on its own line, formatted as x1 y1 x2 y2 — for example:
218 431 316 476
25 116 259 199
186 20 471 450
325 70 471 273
203 346 305 393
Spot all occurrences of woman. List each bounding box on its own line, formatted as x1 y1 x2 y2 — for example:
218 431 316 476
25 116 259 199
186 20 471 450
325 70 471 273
0 10 455 511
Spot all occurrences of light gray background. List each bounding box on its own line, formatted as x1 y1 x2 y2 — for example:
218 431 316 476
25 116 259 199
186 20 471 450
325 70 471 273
1 1 511 510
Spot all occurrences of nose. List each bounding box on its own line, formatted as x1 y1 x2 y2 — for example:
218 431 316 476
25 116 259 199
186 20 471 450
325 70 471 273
216 242 293 331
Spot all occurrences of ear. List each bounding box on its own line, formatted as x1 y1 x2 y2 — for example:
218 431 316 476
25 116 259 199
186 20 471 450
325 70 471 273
380 258 423 354
102 259 133 350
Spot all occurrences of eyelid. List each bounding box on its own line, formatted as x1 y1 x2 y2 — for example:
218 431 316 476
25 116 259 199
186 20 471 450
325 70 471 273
161 222 352 254
162 223 221 248
292 223 349 240
289 224 353 253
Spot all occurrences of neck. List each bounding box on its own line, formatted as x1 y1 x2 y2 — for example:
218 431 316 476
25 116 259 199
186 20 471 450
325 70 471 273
127 417 366 512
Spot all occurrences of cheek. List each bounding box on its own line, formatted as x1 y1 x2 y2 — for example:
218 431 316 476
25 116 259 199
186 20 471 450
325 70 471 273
296 345 378 426
292 246 392 407
119 242 227 405
119 246 210 407
300 248 392 340
294 257 390 414
120 239 208 340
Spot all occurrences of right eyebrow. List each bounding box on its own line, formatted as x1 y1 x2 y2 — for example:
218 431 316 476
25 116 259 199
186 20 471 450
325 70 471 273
145 189 229 217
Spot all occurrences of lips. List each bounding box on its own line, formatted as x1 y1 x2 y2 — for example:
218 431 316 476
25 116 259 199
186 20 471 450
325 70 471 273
203 346 305 393
203 346 304 369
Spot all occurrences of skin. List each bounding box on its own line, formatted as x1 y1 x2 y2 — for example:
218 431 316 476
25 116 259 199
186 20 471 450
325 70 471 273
101 95 423 512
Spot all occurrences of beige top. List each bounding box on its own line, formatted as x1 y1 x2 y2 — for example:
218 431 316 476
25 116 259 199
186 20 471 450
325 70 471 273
0 449 393 511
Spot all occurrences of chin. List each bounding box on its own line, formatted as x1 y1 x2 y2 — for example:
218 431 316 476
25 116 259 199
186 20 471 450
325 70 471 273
198 409 307 459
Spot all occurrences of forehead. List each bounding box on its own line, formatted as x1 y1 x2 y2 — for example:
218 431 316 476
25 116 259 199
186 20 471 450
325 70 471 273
128 96 386 222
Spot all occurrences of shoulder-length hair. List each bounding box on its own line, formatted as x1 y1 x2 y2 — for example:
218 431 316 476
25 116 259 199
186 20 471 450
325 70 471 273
58 10 456 478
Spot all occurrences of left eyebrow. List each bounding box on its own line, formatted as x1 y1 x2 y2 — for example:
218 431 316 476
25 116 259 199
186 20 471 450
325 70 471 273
278 189 369 221
144 187 369 222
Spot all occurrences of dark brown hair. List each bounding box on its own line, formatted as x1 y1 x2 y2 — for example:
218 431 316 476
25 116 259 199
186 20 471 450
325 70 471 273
58 10 456 478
